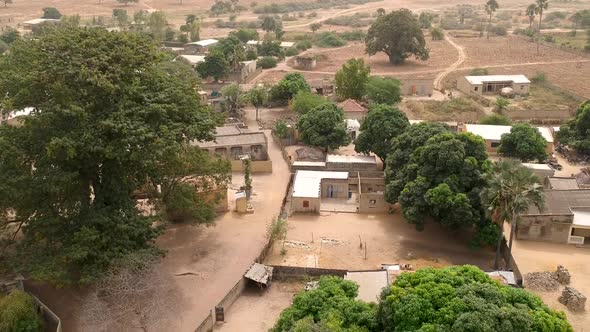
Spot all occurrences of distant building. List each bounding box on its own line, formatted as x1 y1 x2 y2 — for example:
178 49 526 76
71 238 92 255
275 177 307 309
290 170 390 214
399 77 433 96
229 60 259 83
463 124 554 154
338 99 367 120
179 55 206 67
545 177 580 190
280 41 295 49
326 154 377 172
192 125 271 172
184 39 218 54
522 163 555 179
518 189 590 245
22 18 60 31
458 75 530 96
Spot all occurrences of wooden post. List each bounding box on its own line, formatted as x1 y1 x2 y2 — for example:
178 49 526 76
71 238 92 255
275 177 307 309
364 241 367 260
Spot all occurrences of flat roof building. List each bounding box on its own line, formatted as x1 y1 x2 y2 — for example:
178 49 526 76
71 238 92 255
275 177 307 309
179 55 206 67
458 75 530 96
325 154 377 172
184 39 218 54
192 125 269 162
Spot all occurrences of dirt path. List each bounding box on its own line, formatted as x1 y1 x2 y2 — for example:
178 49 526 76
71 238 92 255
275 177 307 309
433 34 466 90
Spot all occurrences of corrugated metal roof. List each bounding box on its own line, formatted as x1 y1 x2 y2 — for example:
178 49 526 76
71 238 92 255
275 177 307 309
547 177 580 190
292 170 348 198
192 132 266 148
192 39 218 46
465 124 554 143
244 263 273 285
525 190 590 215
179 55 206 65
280 41 295 48
465 75 530 85
522 163 553 170
326 154 376 164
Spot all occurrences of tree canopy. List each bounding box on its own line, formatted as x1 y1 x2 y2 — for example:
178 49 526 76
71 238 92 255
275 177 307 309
273 276 378 331
335 58 371 101
557 101 590 155
498 123 547 162
269 73 310 104
229 28 259 43
0 291 43 332
385 123 491 233
42 7 62 19
273 266 572 332
0 28 219 285
290 90 329 115
377 265 573 332
297 103 351 151
366 9 429 65
354 104 409 162
366 76 402 105
197 48 230 81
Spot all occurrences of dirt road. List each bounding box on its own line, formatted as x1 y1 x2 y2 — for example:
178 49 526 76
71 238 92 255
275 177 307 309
433 34 466 90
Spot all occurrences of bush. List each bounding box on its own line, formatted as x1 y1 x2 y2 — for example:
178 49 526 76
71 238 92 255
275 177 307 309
273 120 289 139
430 27 444 40
490 25 507 36
285 47 299 56
290 90 329 115
314 31 346 48
324 13 373 27
257 56 278 69
339 29 366 41
0 291 43 332
245 49 258 60
531 72 547 83
295 39 312 50
469 68 489 76
479 113 511 125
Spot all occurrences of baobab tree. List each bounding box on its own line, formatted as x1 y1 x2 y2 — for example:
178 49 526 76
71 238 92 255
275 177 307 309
485 0 499 40
535 0 549 54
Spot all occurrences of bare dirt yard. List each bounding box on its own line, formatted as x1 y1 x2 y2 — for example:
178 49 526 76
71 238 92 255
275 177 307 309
265 212 496 271
214 280 303 332
510 237 590 332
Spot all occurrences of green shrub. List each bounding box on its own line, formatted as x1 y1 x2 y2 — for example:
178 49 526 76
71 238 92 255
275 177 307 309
245 49 258 60
295 40 312 50
257 56 278 69
469 68 489 76
314 32 346 48
531 72 547 83
324 13 373 27
0 291 43 332
290 90 329 115
339 30 366 41
285 47 299 56
479 113 511 125
430 27 444 40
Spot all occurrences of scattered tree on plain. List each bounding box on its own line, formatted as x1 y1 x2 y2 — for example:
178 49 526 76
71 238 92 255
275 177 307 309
147 11 168 42
180 15 200 42
42 7 62 19
498 123 547 162
310 22 322 33
229 28 258 43
526 3 537 29
354 104 409 163
365 76 402 105
0 27 219 285
366 9 429 65
457 5 473 25
481 160 544 269
485 0 499 40
297 103 351 152
418 12 434 29
246 85 268 120
269 73 310 104
430 27 444 40
197 49 230 81
335 58 370 100
535 0 550 53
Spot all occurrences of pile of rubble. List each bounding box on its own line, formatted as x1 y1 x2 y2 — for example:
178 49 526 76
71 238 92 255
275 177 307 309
559 287 587 312
524 271 561 291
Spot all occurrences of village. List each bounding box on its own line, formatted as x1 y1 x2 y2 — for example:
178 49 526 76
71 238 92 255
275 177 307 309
1 0 590 331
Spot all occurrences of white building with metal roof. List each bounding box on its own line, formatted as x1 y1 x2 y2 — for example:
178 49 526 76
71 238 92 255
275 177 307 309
458 74 530 95
464 124 554 154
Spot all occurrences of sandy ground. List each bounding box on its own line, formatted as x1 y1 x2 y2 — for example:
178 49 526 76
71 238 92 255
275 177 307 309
266 213 496 271
214 281 303 332
510 235 590 332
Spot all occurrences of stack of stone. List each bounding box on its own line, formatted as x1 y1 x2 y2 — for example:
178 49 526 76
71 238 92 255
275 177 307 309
558 286 586 312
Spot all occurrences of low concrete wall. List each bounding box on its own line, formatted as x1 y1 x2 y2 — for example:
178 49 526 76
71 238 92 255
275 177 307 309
30 294 62 332
230 159 273 173
271 265 347 280
195 311 214 332
517 215 572 244
500 238 523 286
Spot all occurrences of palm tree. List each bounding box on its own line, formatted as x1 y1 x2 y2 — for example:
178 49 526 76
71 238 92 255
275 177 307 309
535 0 550 54
481 160 545 270
526 3 537 29
485 0 499 40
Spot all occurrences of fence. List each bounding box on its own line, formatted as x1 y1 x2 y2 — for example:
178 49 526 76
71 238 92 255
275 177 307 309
271 266 347 280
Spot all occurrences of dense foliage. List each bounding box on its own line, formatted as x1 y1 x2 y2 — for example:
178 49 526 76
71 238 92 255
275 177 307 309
290 90 329 115
273 276 377 331
498 123 547 162
354 104 409 162
366 9 429 64
479 113 511 125
197 49 230 81
269 73 310 104
377 265 573 332
257 56 278 69
335 58 371 101
366 76 402 105
0 28 219 285
297 103 351 151
0 291 43 332
557 101 590 154
385 123 491 232
274 266 572 332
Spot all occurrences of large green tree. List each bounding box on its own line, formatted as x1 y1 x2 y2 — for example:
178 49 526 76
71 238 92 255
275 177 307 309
385 124 491 233
366 9 429 65
335 58 371 101
354 104 409 163
0 28 218 285
297 103 351 152
273 276 377 331
246 85 268 121
366 76 402 105
498 123 547 162
197 48 230 81
290 90 329 115
481 160 544 270
269 73 310 104
557 101 590 155
377 265 573 332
